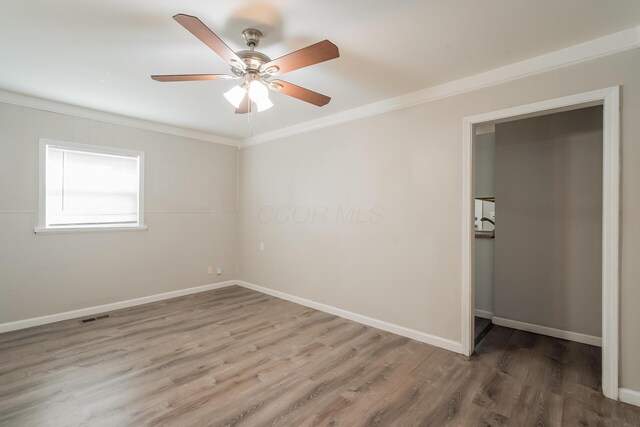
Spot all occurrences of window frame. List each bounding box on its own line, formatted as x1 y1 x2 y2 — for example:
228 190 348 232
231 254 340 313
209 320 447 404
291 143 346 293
35 138 147 234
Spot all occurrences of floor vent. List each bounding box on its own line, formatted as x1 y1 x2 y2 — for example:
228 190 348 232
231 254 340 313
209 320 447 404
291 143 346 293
80 314 110 323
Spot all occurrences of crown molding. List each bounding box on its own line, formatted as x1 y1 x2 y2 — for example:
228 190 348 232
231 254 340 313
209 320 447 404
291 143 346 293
0 89 240 147
240 25 640 148
2 25 637 149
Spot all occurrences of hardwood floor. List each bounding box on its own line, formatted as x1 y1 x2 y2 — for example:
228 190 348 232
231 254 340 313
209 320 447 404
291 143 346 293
1 285 638 426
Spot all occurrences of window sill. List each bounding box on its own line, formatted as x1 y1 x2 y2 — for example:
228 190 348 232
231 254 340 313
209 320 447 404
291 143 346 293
33 225 148 234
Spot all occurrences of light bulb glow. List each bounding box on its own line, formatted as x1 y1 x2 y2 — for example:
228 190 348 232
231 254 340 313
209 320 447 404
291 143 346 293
248 80 268 102
223 85 246 108
248 80 273 112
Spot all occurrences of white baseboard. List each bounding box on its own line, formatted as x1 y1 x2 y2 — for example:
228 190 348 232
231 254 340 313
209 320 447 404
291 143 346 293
474 309 493 319
0 280 236 333
2 277 634 406
236 280 463 354
1 279 464 355
492 316 602 347
619 388 640 407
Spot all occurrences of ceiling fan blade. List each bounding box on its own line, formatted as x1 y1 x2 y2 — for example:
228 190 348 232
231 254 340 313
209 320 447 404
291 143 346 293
260 40 339 76
151 74 236 82
173 14 243 66
269 80 331 106
235 94 250 114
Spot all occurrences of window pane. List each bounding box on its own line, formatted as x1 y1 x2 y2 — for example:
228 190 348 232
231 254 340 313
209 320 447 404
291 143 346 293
46 146 140 226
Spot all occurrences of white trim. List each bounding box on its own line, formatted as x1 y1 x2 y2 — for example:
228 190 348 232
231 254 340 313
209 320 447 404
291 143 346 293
236 280 462 353
37 138 147 232
0 281 236 334
33 225 148 234
1 26 637 149
0 89 238 147
602 85 621 401
1 279 463 354
139 149 146 227
619 388 640 407
240 25 640 148
492 316 602 347
474 309 493 320
461 86 620 399
38 137 46 229
41 139 145 157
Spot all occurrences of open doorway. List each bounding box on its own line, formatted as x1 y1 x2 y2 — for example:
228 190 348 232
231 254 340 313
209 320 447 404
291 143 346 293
461 87 620 399
473 127 496 347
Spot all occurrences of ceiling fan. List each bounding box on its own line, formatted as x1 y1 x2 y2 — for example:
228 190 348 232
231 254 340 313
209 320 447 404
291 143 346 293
151 14 340 114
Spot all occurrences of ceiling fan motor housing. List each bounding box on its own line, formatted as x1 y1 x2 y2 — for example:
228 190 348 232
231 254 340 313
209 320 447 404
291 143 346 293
233 50 271 76
231 28 281 77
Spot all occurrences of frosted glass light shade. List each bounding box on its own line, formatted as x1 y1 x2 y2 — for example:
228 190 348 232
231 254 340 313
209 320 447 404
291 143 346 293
255 97 273 112
224 85 246 108
248 80 273 111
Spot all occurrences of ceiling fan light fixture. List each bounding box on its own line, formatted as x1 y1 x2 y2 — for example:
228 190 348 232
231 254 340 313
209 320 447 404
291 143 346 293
248 79 273 111
224 85 246 108
248 80 269 103
255 96 274 112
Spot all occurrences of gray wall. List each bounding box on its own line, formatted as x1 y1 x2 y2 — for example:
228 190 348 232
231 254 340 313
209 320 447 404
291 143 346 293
475 238 494 315
474 132 495 315
1 49 639 392
238 49 640 390
474 132 496 199
0 104 238 323
494 106 603 336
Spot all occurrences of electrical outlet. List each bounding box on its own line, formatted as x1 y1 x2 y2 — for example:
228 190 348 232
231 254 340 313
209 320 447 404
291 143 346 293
260 242 265 251
207 265 213 274
216 267 222 275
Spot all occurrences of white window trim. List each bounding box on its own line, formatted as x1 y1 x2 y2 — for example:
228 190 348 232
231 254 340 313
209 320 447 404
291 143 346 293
35 138 147 234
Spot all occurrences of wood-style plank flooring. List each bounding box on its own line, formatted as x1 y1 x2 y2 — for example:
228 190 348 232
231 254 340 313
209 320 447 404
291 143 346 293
1 285 639 426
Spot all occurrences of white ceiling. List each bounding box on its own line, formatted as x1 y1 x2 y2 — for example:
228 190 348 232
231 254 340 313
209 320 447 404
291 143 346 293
1 0 639 140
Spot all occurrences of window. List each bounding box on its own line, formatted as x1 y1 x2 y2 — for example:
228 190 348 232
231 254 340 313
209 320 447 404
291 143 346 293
36 139 146 233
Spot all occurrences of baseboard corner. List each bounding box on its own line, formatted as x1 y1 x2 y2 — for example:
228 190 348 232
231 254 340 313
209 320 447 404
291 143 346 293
619 387 640 407
491 316 602 347
474 309 494 319
236 280 463 355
